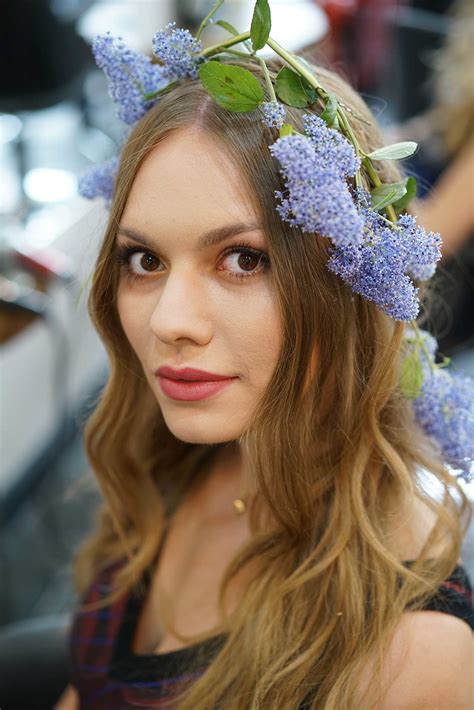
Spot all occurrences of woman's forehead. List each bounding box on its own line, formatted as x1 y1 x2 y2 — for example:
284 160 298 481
123 130 259 230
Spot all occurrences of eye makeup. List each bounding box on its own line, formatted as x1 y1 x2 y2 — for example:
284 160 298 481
113 240 270 283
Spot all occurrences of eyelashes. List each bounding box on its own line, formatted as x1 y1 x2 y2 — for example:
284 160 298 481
113 241 270 283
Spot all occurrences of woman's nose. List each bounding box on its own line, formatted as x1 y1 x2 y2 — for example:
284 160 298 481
148 265 212 344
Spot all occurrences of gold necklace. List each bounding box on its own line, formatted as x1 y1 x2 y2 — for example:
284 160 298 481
232 495 247 514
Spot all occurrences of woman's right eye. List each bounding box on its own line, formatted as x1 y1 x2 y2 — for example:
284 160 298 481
114 245 162 281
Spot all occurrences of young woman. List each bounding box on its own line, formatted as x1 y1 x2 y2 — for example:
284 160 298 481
55 49 473 710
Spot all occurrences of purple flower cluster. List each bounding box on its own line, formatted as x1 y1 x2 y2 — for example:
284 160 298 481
397 213 442 281
400 327 473 480
152 21 203 80
413 367 474 482
269 131 363 247
302 114 361 179
262 101 286 130
92 33 170 125
78 156 119 204
327 189 442 320
404 326 437 358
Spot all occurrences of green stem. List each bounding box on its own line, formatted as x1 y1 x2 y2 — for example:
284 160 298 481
265 37 397 221
143 79 181 102
216 48 257 59
377 213 404 231
258 56 277 102
200 30 395 220
336 107 363 190
265 36 325 97
201 31 252 58
195 0 225 41
361 156 397 222
265 37 370 193
337 108 360 152
412 322 436 375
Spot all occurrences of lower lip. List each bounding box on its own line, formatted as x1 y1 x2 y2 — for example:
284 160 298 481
157 376 237 401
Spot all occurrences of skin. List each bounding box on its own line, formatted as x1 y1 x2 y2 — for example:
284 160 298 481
414 134 474 260
115 127 283 506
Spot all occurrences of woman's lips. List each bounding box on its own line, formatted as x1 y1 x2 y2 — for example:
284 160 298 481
157 375 237 401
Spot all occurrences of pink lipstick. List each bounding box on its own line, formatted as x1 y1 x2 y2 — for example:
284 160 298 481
155 365 238 401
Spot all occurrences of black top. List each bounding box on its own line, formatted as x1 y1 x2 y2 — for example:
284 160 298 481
68 547 473 709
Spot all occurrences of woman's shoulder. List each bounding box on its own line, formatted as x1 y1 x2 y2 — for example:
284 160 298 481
387 493 473 628
386 493 461 562
354 607 473 709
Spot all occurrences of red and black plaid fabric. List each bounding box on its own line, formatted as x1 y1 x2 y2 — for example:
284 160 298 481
68 557 473 709
68 553 226 709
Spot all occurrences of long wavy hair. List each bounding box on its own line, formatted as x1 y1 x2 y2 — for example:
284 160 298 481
71 56 471 709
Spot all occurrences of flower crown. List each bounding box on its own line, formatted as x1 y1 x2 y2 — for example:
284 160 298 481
78 0 473 482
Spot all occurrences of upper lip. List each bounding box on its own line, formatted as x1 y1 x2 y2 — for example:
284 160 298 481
155 366 235 382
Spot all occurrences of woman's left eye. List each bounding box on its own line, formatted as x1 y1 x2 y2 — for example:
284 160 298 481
113 242 270 282
219 244 269 280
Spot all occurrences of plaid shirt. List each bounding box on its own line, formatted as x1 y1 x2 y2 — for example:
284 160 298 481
68 556 473 709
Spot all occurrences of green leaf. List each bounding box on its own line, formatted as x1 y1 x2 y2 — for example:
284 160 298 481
215 19 240 37
393 175 417 210
320 93 338 127
250 0 271 51
370 181 408 211
275 66 317 108
198 61 264 112
279 123 294 137
400 350 424 399
366 141 418 161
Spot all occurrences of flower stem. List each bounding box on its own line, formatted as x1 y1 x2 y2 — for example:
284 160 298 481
336 106 363 183
258 56 277 102
217 48 257 59
265 37 370 192
143 79 181 101
202 30 396 221
196 0 225 41
362 157 397 221
265 37 325 96
201 31 252 58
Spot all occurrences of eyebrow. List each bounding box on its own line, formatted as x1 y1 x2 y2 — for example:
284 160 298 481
116 222 262 251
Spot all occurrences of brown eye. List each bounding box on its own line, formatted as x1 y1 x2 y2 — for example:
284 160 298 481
238 253 260 270
219 244 269 280
114 245 163 281
132 252 160 273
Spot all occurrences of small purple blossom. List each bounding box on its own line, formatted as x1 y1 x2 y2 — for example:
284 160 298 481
396 213 442 281
404 326 438 359
78 156 119 204
93 33 169 125
302 113 361 179
412 364 474 481
328 240 420 320
269 134 364 246
327 189 443 320
152 21 203 80
262 101 286 130
400 328 474 480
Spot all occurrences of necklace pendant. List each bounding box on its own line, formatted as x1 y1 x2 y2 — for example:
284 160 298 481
233 498 246 514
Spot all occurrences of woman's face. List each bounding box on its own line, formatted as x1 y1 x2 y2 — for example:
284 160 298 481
116 128 283 445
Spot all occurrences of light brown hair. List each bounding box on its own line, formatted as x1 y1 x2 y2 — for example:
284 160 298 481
71 57 470 708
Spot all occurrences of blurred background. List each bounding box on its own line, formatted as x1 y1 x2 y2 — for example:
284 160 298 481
0 0 472 699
